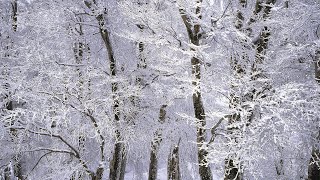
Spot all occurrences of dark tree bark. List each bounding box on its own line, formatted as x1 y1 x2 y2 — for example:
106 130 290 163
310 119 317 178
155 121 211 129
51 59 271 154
308 50 320 180
2 1 23 179
148 105 167 180
224 1 247 180
70 15 87 180
132 4 169 178
91 167 104 180
98 12 126 180
314 50 320 84
73 16 85 100
84 1 127 179
275 159 284 176
308 147 320 180
224 115 242 180
224 1 276 179
148 146 158 180
167 140 181 180
224 159 242 180
177 1 213 179
251 0 275 79
11 0 17 31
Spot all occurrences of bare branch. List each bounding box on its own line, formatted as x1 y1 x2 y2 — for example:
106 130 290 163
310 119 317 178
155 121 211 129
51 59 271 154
55 61 86 67
208 115 230 145
11 127 81 159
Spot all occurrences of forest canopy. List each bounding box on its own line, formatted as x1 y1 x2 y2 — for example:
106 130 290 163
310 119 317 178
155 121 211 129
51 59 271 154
0 0 320 179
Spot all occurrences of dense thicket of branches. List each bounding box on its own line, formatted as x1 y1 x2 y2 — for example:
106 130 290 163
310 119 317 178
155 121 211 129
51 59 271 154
0 0 320 179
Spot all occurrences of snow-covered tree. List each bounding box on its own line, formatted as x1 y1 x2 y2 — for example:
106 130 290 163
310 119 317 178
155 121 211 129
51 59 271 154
0 0 320 180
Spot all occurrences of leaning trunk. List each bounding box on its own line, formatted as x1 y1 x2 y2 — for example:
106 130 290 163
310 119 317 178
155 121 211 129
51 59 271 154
100 18 126 180
83 1 127 179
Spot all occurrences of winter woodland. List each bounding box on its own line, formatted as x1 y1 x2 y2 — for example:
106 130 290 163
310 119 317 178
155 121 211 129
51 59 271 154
1 0 320 179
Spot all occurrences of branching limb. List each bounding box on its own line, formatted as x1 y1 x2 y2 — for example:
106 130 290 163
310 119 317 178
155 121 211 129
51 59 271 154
24 149 92 180
208 115 231 145
10 127 81 160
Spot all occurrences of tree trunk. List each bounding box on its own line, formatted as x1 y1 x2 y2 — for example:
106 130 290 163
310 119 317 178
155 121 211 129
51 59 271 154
136 23 147 81
148 105 167 180
109 140 127 180
83 2 127 179
308 50 320 180
308 130 320 180
91 167 104 180
70 16 86 180
224 114 242 180
177 1 213 179
251 0 275 79
148 137 160 180
192 56 212 180
224 159 242 180
11 0 17 32
224 2 247 179
314 50 320 84
308 147 320 180
73 16 84 101
96 18 127 180
276 159 284 177
2 1 23 179
167 140 181 180
224 1 276 179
